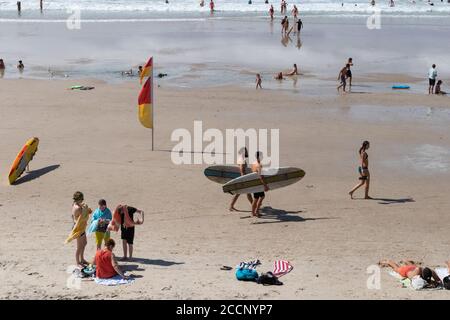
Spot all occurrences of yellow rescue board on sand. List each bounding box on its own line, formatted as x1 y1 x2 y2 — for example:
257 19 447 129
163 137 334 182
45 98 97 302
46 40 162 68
8 137 39 185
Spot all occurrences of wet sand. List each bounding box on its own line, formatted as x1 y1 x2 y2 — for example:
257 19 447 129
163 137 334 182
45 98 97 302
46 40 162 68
0 79 449 299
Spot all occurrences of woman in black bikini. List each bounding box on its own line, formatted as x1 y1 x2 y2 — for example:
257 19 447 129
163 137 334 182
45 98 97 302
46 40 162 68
349 141 372 199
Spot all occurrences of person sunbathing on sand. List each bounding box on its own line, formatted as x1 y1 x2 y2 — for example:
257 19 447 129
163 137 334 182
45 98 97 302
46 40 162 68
349 141 372 199
95 239 129 280
379 259 442 288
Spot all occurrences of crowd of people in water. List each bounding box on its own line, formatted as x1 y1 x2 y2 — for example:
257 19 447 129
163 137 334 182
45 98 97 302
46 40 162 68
67 191 145 279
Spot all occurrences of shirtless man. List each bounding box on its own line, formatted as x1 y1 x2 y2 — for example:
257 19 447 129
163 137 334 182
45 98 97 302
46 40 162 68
269 5 274 20
251 151 269 218
229 148 253 211
379 259 442 288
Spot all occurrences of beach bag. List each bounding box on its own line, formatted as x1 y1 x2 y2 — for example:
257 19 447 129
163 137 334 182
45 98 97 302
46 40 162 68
235 268 258 281
257 272 283 286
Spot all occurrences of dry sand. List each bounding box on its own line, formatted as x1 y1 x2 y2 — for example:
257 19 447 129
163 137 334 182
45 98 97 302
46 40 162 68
0 79 450 299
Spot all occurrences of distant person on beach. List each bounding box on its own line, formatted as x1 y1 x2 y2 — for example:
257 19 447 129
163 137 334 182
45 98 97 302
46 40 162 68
347 58 353 87
95 239 129 280
17 60 24 73
69 191 92 268
371 0 375 6
40 0 43 11
275 72 285 80
116 205 144 261
281 16 289 35
280 0 285 13
428 64 437 94
200 0 205 7
285 63 298 76
0 59 5 70
269 5 274 20
349 141 372 199
435 80 446 95
229 147 253 211
91 199 112 250
296 18 303 34
379 259 441 289
210 0 215 13
251 151 269 218
256 73 262 89
292 5 298 18
337 64 349 93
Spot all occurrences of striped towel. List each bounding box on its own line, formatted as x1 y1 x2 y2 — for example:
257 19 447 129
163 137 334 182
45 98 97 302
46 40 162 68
273 260 293 277
236 259 261 270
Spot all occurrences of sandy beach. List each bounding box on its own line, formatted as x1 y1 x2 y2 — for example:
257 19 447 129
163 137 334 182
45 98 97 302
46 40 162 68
0 77 450 299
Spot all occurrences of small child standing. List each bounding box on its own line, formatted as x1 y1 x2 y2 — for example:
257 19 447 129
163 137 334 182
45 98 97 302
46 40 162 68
256 74 262 89
90 199 112 250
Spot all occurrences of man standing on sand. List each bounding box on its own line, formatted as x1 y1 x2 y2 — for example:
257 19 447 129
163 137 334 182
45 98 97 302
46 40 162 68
269 5 274 20
210 0 215 13
428 64 437 94
251 152 269 218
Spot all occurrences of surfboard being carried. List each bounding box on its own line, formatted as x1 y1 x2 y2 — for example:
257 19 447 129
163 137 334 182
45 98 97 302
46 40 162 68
8 137 39 185
204 165 252 184
222 167 305 195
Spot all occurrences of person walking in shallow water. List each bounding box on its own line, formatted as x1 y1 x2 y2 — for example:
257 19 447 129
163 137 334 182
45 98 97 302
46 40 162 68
349 141 372 199
255 74 262 89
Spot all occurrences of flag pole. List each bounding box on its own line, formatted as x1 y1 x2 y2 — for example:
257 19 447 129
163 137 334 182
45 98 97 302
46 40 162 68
151 57 154 151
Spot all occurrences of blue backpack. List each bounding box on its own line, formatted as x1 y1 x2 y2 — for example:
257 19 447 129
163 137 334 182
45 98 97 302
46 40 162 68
235 268 258 281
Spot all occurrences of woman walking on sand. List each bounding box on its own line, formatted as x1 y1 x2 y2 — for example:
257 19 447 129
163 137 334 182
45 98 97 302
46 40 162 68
349 141 372 199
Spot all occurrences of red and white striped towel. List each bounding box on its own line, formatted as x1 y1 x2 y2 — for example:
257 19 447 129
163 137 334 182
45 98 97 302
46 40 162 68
273 260 293 277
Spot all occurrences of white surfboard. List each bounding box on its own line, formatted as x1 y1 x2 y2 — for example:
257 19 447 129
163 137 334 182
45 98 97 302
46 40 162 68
222 167 305 195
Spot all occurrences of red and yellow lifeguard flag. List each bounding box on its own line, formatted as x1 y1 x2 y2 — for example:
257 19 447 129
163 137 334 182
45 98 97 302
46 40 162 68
139 57 153 84
138 77 152 128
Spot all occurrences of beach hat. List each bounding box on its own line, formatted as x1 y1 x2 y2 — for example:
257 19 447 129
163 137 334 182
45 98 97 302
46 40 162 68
411 275 426 290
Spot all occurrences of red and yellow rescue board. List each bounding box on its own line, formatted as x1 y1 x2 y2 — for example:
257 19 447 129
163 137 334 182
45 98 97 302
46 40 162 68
8 137 39 185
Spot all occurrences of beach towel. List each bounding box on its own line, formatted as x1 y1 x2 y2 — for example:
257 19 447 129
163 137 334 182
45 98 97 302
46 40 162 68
94 275 134 286
108 205 135 232
65 204 91 244
273 260 293 277
388 270 442 290
236 259 261 270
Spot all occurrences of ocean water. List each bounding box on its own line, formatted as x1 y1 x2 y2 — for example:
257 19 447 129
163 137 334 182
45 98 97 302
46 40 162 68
1 0 450 19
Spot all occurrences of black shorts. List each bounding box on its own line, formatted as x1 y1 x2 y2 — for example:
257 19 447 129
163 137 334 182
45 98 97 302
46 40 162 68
121 226 135 245
429 78 436 86
253 192 265 199
346 70 352 78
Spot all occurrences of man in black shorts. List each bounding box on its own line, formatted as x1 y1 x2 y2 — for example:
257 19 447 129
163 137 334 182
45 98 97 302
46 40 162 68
251 151 269 218
120 205 144 260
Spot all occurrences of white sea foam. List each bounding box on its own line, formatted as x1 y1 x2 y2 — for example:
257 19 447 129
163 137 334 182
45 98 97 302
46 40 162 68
1 0 450 16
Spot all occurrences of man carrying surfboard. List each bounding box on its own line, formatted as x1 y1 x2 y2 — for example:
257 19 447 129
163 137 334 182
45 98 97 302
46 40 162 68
251 151 269 218
229 148 253 212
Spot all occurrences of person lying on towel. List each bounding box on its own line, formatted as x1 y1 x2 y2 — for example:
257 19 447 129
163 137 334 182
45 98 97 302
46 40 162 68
94 239 129 279
379 259 442 289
